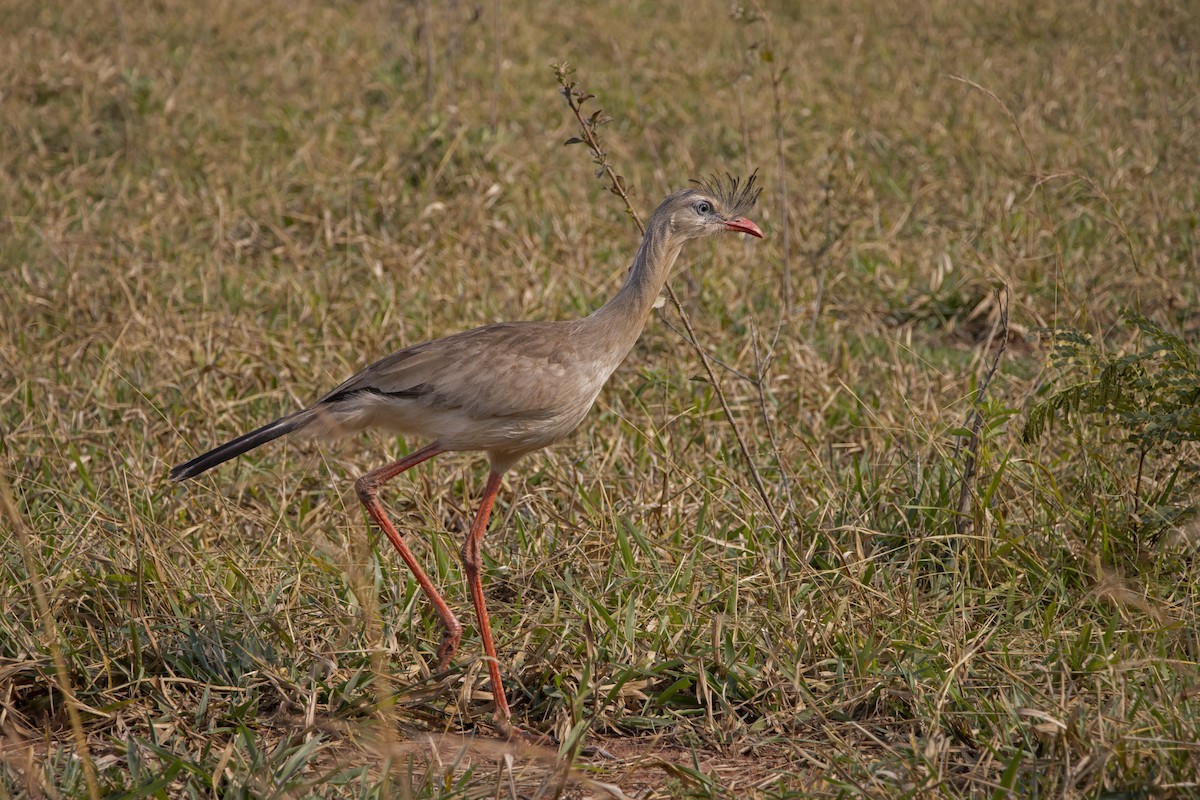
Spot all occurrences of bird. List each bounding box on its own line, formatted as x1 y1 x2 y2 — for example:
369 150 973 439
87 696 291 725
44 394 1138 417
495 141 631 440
169 174 763 740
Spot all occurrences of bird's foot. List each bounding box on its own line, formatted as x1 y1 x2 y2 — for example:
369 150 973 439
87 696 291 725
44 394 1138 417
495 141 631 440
434 627 462 672
579 742 618 759
494 717 554 747
491 719 614 758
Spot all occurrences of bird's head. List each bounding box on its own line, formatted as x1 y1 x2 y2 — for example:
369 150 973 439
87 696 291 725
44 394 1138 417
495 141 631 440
659 171 764 241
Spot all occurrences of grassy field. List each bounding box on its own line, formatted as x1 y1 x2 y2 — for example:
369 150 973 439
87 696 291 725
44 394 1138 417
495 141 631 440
3 0 1199 796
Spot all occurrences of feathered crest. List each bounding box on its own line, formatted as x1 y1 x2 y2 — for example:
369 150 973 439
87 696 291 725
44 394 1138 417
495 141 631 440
692 169 762 218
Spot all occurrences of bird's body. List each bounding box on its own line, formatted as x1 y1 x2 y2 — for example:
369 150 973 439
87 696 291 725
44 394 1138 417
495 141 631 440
321 318 623 463
170 175 763 739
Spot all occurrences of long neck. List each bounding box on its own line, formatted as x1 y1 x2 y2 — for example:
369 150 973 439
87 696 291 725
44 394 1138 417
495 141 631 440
583 213 682 360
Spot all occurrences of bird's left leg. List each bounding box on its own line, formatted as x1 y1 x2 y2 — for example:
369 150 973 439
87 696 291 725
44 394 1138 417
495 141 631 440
354 443 463 670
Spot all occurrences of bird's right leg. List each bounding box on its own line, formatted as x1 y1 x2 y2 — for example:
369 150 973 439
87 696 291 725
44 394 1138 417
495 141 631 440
354 442 463 671
459 471 546 744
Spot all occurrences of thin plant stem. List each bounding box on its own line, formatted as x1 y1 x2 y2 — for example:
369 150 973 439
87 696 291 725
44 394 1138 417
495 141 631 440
2 475 101 800
954 285 1011 536
750 2 792 314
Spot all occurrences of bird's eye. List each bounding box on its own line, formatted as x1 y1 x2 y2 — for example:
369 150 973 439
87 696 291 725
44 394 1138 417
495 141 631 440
695 200 713 215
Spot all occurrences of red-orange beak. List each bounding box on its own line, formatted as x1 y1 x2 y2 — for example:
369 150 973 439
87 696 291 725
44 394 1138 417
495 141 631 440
723 217 764 238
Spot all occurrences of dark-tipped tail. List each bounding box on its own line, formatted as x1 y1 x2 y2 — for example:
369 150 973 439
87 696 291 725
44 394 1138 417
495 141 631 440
169 411 310 481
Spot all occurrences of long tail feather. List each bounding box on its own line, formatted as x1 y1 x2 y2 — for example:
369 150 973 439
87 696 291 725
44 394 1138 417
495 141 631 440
169 410 312 481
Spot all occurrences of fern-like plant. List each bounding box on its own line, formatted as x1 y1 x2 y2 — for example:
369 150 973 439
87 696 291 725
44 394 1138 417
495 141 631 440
1024 313 1200 538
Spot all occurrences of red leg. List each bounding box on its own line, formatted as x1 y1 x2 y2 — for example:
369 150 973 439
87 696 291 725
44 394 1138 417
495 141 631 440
354 442 463 670
459 471 530 738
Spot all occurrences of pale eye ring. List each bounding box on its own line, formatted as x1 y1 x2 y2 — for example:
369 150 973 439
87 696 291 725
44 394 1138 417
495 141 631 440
696 200 713 215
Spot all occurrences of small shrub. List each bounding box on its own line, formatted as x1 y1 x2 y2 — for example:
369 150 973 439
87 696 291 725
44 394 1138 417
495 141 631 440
1024 312 1200 541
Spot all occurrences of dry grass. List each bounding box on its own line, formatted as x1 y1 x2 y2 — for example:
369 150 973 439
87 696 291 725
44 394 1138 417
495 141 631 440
2 0 1199 797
